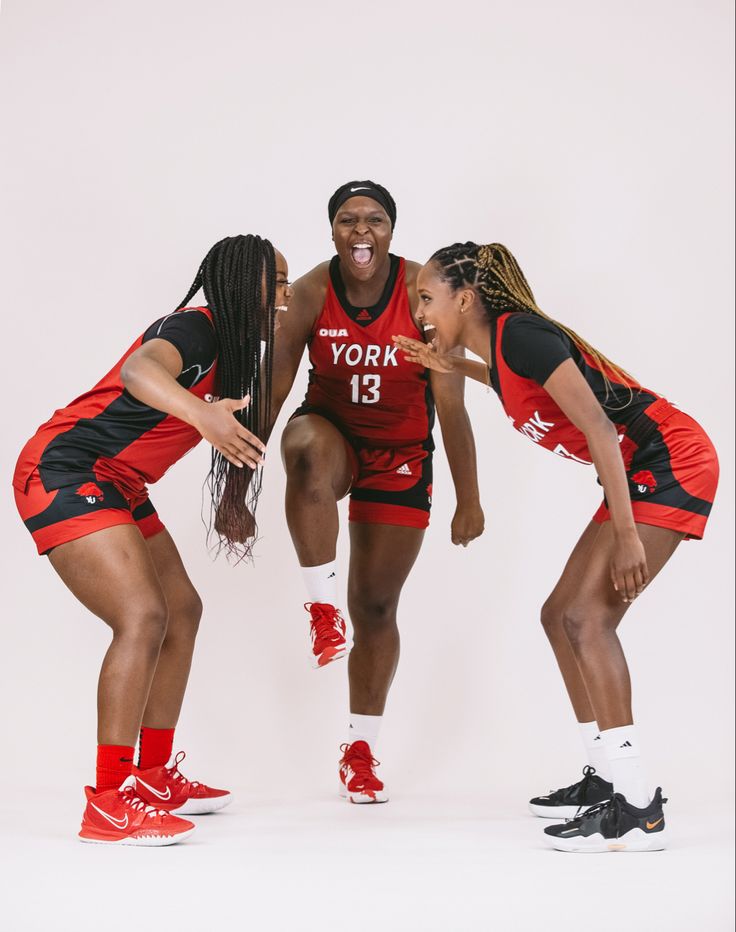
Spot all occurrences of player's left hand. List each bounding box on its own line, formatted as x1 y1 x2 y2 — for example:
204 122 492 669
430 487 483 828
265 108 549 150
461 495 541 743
451 500 485 547
610 528 650 602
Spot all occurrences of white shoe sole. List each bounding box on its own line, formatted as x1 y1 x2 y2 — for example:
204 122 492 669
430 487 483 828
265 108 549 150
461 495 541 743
545 827 667 853
172 793 232 815
529 802 597 819
338 784 389 804
79 827 196 847
312 649 347 670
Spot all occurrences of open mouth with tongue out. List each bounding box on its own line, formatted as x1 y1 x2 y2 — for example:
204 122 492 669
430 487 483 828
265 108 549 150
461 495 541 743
350 242 374 269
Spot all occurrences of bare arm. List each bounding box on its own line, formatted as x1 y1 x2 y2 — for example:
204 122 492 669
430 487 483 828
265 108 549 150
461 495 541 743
402 263 484 546
121 339 265 469
543 359 649 602
261 266 325 441
430 350 485 546
393 334 491 385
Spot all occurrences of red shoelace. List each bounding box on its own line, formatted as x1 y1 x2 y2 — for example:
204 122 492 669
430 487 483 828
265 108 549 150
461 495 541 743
164 751 201 790
306 603 346 647
340 742 383 790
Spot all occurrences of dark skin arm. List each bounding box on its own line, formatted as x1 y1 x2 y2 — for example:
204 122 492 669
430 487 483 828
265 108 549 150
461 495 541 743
402 263 484 547
542 359 648 602
120 339 265 469
395 336 646 601
262 263 327 440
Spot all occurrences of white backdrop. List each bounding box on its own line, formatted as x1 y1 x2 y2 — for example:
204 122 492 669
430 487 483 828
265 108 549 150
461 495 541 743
0 2 733 925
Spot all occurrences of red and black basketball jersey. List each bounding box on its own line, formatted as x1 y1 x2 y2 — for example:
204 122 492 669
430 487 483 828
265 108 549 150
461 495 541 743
13 307 218 498
490 312 667 467
303 255 433 447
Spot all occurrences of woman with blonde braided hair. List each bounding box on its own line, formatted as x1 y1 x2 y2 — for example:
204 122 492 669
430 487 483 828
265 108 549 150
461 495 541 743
394 241 719 853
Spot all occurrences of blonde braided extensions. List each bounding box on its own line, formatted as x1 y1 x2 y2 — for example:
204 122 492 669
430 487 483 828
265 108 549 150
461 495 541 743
432 242 638 395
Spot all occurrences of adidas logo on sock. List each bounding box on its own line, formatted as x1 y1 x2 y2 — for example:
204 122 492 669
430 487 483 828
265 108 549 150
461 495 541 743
328 572 336 579
594 735 601 741
619 740 633 748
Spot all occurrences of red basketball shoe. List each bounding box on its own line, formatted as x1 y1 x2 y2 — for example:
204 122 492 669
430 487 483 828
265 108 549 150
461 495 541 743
134 751 232 815
307 602 347 668
79 776 195 846
339 740 388 804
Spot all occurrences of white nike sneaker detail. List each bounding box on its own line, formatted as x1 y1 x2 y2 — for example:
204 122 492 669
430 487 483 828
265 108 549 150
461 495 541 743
135 777 172 801
90 802 129 829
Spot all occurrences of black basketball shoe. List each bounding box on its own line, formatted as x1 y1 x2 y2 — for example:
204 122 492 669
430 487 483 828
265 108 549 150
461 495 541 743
543 788 667 852
529 766 613 819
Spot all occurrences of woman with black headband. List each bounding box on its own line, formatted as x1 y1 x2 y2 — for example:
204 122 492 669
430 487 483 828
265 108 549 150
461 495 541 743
394 242 718 851
13 235 292 843
267 181 484 802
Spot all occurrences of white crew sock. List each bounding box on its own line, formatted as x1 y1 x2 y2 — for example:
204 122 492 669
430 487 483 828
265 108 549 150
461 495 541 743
347 714 382 751
600 724 651 808
301 561 338 605
578 721 612 782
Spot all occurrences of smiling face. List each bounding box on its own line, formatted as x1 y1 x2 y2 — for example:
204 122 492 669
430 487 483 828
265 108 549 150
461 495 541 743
416 261 476 350
331 196 393 282
261 248 291 339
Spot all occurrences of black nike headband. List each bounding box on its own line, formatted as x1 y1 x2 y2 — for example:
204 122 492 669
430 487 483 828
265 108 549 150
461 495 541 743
328 180 397 229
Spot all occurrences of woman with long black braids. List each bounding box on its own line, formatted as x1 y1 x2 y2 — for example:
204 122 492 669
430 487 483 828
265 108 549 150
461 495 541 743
13 234 291 845
395 242 718 853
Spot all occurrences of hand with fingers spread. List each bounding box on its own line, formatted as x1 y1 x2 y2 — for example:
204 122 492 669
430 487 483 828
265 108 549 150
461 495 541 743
192 395 265 470
610 528 650 603
392 334 456 373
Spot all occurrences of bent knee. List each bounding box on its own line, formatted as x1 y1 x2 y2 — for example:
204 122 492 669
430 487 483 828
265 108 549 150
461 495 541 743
114 601 169 648
165 588 203 641
540 599 564 636
560 606 618 649
282 421 346 481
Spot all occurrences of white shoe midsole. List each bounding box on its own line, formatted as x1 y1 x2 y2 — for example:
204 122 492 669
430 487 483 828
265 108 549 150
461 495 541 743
172 793 232 815
529 802 598 820
339 783 388 804
546 827 667 853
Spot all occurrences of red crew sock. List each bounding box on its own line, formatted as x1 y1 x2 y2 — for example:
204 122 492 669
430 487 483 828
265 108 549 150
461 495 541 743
96 744 135 794
138 726 175 770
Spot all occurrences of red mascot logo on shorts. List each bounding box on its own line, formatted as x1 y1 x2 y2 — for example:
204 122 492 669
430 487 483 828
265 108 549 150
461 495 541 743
631 470 657 494
76 482 104 504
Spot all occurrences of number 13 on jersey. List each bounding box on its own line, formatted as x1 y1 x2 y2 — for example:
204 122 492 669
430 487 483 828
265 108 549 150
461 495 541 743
350 374 381 404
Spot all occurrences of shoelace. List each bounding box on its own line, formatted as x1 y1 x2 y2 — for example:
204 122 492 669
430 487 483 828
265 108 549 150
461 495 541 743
568 795 624 836
306 603 345 646
164 751 201 790
121 786 168 819
339 743 382 788
546 765 596 804
571 765 598 817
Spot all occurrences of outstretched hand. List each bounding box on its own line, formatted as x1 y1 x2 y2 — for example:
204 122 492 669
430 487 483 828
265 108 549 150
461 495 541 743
392 335 455 374
193 395 266 470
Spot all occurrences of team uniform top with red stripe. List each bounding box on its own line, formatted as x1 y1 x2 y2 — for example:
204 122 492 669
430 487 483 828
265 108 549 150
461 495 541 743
303 255 432 446
490 312 718 538
13 307 218 500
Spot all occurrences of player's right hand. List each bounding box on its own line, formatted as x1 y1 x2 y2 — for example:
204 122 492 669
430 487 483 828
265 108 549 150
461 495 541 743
193 396 266 469
393 335 455 374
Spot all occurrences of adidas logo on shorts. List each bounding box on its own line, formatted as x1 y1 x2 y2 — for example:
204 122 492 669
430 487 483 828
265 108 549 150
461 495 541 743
396 463 412 476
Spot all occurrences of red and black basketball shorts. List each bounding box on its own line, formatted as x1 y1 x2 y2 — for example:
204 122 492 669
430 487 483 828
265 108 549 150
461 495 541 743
14 467 165 555
594 401 719 540
290 405 433 530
